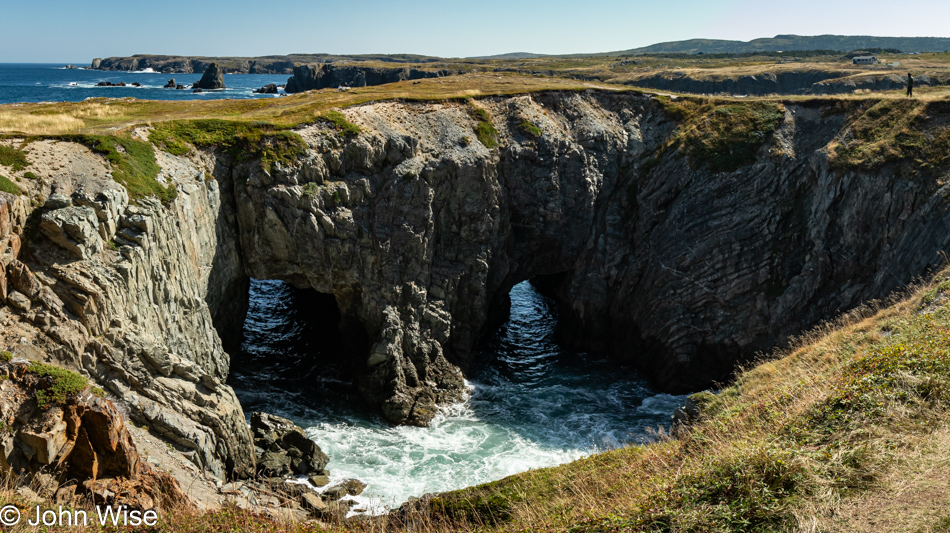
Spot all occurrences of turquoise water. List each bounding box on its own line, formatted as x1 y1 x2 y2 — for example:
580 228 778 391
229 280 686 513
0 63 290 104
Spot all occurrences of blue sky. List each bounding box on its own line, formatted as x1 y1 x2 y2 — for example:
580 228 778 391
2 0 949 62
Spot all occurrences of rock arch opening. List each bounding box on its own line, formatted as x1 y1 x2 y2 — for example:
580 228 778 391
226 279 371 418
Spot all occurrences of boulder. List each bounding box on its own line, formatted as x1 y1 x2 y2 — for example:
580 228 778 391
253 83 278 94
250 412 328 477
340 478 366 496
91 58 102 69
163 79 176 88
308 474 330 487
196 62 225 90
300 491 327 514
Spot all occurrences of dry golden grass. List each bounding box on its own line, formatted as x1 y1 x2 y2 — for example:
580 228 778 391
0 74 622 136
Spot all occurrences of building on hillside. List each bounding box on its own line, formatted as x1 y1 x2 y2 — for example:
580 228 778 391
852 56 879 65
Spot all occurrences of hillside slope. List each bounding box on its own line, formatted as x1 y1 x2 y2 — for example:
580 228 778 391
617 34 950 55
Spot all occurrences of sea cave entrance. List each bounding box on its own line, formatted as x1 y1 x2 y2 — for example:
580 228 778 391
226 277 686 512
226 279 371 422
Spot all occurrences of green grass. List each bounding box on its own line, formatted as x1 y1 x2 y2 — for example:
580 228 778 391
321 111 361 136
302 182 319 196
0 144 29 171
149 119 308 174
28 361 89 409
0 175 22 195
23 171 37 180
61 134 177 203
471 106 499 148
518 120 543 137
1 351 12 362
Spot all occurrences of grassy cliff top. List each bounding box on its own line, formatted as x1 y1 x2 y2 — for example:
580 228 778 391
0 74 618 136
6 52 950 137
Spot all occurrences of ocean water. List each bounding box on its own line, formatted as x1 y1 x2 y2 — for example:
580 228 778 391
0 63 292 105
228 279 686 514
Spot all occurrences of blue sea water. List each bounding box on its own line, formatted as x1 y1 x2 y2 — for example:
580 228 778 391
0 63 292 105
229 280 686 514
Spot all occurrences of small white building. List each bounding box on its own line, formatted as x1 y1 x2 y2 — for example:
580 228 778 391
852 56 879 65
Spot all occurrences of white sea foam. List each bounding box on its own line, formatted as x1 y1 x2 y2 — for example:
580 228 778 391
235 281 689 516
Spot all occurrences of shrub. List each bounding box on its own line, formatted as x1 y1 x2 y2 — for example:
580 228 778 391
23 171 38 180
302 182 319 197
29 362 89 409
1 351 12 362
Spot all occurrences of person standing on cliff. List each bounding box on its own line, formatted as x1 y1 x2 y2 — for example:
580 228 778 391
907 73 914 97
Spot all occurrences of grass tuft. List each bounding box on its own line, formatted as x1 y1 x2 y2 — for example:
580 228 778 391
0 144 29 171
61 134 177 203
0 175 22 195
470 105 499 148
321 111 361 136
28 362 89 409
829 99 950 170
518 120 543 137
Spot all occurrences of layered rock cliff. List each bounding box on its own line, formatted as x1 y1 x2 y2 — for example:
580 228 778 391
2 91 950 484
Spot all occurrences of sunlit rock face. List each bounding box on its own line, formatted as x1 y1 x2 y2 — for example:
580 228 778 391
3 92 950 481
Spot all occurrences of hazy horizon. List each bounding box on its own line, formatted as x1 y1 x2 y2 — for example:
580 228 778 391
3 0 950 62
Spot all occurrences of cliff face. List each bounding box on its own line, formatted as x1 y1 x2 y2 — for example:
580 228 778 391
284 63 456 93
0 145 255 480
3 92 950 483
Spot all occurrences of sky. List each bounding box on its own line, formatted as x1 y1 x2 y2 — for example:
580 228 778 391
2 0 950 62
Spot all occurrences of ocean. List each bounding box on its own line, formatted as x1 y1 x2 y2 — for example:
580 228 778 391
0 63 292 105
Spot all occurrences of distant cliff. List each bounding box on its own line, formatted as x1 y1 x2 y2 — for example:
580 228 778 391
89 53 444 74
284 63 459 92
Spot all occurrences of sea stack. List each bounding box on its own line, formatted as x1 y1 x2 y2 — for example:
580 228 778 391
195 62 225 89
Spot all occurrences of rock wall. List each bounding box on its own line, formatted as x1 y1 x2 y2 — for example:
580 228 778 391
0 147 254 480
3 91 950 484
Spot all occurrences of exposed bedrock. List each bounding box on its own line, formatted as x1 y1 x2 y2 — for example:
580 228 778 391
3 91 950 484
